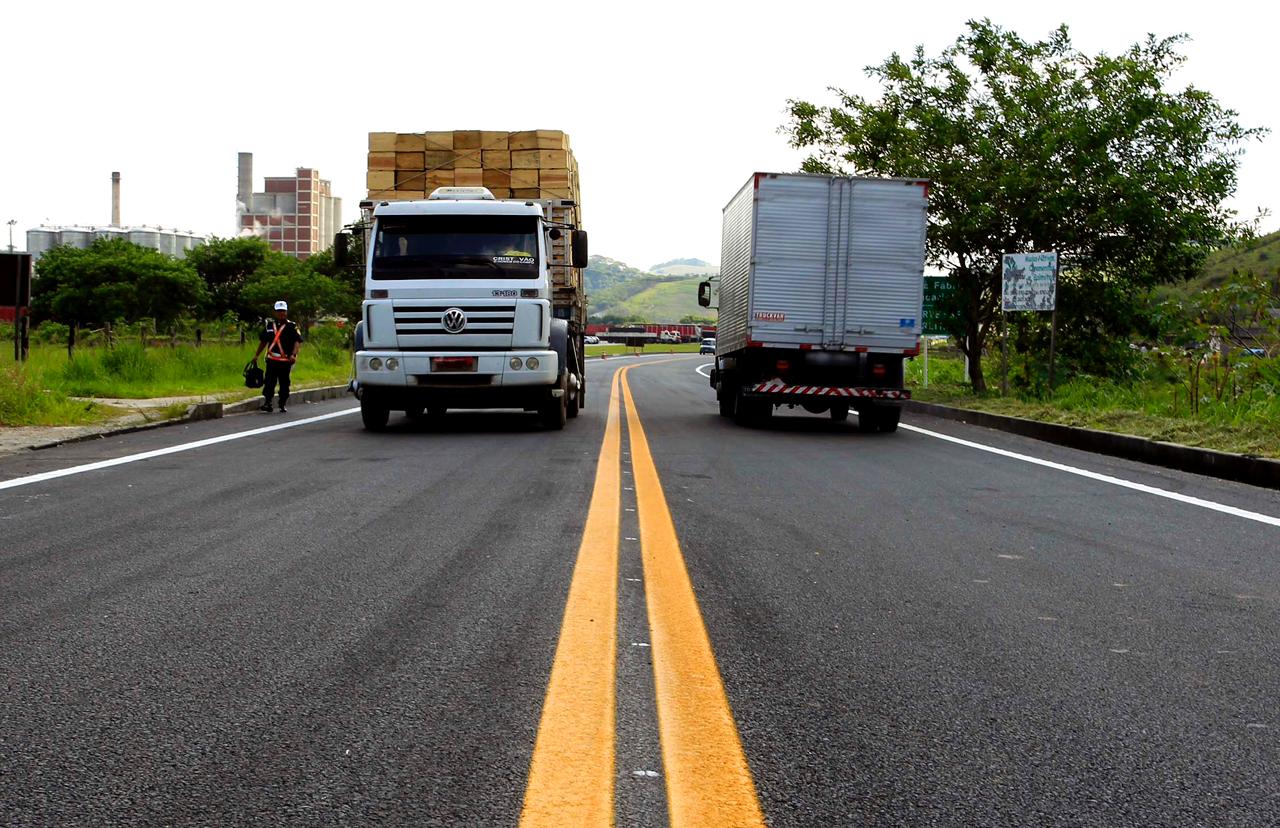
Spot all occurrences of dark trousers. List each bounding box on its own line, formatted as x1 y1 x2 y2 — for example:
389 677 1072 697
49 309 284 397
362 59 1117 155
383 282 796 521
263 359 292 406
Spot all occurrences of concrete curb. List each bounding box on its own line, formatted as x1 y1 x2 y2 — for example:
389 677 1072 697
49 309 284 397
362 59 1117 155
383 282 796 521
22 385 351 453
905 400 1280 490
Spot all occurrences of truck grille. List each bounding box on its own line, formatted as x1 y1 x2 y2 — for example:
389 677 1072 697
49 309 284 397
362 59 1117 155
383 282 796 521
393 304 516 336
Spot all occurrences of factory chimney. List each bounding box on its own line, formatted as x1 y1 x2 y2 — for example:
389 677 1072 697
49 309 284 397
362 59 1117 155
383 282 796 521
237 153 253 214
111 171 121 226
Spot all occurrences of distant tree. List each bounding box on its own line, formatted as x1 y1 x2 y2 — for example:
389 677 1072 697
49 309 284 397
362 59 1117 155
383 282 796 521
185 236 277 321
31 239 206 337
301 248 362 320
785 19 1264 390
240 268 358 331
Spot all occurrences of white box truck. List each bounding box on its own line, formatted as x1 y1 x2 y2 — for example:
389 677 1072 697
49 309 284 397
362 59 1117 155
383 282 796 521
700 172 928 431
344 187 588 431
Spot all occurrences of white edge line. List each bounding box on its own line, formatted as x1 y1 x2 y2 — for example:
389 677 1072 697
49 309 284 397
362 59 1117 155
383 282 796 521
0 407 361 492
900 422 1280 529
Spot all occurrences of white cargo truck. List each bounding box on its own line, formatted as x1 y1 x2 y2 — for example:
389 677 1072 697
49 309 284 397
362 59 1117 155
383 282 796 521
344 187 588 431
699 172 928 431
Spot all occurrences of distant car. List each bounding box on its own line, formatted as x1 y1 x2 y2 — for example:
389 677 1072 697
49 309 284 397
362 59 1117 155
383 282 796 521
1238 347 1266 358
659 330 681 343
584 335 600 344
699 337 716 354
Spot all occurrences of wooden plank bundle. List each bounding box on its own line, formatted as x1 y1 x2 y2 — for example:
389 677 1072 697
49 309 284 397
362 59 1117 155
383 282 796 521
366 130 581 207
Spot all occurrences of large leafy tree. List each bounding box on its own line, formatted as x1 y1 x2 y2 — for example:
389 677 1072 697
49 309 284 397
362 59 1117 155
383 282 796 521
785 20 1263 390
186 236 284 321
31 238 206 330
240 265 359 331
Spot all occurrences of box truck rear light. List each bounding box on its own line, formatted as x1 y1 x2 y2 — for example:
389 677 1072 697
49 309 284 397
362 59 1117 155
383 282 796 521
872 363 887 377
775 360 791 372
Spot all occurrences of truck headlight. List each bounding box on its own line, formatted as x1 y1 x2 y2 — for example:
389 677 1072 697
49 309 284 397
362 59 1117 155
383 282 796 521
386 358 398 371
526 357 540 371
369 357 383 371
510 357 523 370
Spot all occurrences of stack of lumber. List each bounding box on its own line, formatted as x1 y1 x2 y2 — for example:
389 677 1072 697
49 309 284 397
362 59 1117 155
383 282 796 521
366 130 581 205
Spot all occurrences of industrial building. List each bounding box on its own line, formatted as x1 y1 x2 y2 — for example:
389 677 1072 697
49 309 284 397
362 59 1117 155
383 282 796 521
25 172 208 261
235 153 341 260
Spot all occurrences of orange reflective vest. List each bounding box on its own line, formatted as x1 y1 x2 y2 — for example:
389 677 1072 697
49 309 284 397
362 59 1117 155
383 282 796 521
266 323 291 362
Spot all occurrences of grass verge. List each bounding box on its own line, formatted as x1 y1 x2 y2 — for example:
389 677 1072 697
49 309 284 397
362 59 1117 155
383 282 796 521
908 349 1280 459
1 343 351 427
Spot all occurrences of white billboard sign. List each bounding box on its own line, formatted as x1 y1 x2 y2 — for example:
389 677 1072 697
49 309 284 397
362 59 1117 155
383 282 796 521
1002 251 1057 311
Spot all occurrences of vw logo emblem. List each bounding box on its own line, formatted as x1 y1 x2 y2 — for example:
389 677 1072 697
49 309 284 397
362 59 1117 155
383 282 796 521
442 308 467 334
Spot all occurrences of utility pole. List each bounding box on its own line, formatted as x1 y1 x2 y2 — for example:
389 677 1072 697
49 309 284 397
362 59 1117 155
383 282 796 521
6 219 15 252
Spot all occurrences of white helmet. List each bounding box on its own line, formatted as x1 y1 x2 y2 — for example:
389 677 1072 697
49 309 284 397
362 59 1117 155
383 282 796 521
273 300 288 311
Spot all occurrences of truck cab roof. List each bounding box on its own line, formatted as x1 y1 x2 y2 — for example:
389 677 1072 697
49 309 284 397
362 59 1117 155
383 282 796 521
374 199 545 218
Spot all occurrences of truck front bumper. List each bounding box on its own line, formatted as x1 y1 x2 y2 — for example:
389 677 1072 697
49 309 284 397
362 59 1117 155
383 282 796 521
356 350 558 387
354 350 560 410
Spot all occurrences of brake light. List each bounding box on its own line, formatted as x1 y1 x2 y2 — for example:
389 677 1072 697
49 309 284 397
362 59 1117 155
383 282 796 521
872 363 887 377
775 360 790 372
370 289 388 299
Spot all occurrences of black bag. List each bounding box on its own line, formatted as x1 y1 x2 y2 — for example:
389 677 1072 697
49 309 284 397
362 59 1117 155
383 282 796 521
243 361 265 388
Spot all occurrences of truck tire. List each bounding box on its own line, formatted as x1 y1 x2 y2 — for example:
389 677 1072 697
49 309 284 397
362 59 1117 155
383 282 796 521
717 373 736 418
361 396 390 432
404 405 424 420
734 389 770 427
567 379 580 419
830 403 849 422
857 405 879 433
877 407 901 433
541 376 568 430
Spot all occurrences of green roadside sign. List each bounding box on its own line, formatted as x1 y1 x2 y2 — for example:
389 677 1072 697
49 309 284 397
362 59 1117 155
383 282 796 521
923 276 956 336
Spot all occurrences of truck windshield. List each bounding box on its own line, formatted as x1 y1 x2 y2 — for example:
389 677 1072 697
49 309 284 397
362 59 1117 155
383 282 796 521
372 215 539 280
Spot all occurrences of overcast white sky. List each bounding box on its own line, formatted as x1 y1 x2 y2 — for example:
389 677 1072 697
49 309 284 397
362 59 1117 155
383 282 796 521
2 1 1276 271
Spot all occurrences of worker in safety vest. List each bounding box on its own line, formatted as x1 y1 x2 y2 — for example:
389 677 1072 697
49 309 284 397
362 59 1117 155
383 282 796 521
250 300 303 413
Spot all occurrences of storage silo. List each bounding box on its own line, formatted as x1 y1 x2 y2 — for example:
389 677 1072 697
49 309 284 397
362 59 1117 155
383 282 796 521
158 230 180 257
58 228 94 249
95 227 128 244
26 229 60 259
128 228 160 249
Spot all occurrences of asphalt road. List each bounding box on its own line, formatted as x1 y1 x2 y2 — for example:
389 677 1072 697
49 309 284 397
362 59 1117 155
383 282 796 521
2 355 1278 826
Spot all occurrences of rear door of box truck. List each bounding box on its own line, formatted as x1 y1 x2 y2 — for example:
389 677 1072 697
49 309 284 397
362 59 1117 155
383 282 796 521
739 173 926 354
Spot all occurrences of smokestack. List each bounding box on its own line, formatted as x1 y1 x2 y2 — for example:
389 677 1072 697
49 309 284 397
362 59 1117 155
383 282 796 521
111 171 121 226
237 153 253 213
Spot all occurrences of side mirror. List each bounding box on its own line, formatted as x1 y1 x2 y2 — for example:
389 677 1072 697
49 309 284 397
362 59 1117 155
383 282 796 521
571 230 589 269
697 281 712 307
548 227 563 241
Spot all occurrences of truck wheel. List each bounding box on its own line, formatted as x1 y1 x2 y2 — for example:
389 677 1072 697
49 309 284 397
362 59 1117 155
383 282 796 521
877 408 901 433
567 382 581 419
734 391 769 427
717 374 736 418
830 403 849 422
542 378 568 430
857 406 879 433
361 396 390 432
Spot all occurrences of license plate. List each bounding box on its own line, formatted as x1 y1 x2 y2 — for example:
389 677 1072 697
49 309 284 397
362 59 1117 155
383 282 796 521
431 356 477 373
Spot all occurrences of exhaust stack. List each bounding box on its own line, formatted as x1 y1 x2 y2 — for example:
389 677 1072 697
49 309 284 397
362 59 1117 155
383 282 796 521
111 171 121 226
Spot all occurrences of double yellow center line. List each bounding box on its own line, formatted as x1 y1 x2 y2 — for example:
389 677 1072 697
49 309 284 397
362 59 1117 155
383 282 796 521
520 365 765 827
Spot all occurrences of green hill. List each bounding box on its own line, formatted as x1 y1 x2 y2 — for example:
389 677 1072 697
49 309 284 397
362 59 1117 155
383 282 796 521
1198 229 1280 288
584 254 714 322
592 276 711 322
584 255 651 293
